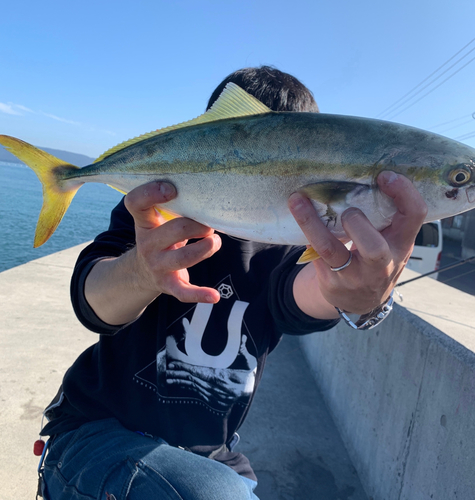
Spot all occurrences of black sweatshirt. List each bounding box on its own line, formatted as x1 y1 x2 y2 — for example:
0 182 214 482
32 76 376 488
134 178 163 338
41 199 338 480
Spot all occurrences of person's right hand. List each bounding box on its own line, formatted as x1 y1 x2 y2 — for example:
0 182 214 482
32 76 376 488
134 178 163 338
84 181 222 326
124 181 222 304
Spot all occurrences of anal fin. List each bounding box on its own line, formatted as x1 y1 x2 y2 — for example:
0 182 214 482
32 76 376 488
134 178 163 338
154 206 178 222
297 247 321 264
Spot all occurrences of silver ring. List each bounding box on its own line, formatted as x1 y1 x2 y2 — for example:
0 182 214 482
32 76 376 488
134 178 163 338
330 252 353 272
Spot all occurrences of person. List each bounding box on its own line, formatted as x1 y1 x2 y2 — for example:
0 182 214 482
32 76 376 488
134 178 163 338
38 66 427 500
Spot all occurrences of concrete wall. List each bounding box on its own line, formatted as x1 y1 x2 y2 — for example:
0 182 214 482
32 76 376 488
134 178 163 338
300 268 475 500
462 209 475 260
441 227 463 242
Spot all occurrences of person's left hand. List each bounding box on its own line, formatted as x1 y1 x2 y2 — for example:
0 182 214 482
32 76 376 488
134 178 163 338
288 171 428 319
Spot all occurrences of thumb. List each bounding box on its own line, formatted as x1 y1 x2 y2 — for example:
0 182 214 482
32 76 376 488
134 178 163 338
125 181 177 230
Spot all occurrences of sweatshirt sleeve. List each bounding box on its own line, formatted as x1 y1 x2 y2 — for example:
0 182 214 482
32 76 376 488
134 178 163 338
70 198 136 335
268 246 340 335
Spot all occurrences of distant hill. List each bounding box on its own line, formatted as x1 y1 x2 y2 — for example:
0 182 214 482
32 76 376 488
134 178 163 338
0 144 95 167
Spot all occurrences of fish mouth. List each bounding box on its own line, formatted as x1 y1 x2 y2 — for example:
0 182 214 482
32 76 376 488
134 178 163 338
467 185 475 203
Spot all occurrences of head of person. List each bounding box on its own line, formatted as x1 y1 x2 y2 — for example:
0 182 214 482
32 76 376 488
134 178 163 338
206 66 319 113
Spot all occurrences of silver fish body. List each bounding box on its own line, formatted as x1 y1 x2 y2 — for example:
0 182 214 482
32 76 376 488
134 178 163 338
64 112 475 244
2 81 475 248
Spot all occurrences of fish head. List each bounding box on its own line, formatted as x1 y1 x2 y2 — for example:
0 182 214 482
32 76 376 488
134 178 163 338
412 157 475 222
371 126 475 223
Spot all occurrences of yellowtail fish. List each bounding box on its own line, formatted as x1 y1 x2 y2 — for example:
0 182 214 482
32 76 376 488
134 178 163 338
1 83 475 264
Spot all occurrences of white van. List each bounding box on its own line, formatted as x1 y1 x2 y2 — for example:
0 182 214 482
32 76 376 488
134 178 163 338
406 220 443 280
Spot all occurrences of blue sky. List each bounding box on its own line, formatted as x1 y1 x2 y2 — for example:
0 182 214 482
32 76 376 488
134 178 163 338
1 0 474 158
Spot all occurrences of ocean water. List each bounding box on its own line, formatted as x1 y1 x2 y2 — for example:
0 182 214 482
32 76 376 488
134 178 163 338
0 161 123 272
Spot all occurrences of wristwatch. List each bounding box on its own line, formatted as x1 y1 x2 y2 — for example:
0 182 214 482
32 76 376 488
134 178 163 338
335 290 395 330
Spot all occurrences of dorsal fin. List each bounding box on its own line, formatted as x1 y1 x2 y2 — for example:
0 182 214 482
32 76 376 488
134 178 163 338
94 83 272 163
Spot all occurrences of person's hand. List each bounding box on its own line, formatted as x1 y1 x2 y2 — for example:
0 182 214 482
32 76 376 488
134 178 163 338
124 181 222 304
288 171 428 318
84 181 222 326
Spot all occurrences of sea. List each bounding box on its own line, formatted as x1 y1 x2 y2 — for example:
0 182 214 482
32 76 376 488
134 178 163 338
0 161 123 272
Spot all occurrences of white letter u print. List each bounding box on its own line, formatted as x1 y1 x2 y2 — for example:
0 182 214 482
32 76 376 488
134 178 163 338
181 301 249 369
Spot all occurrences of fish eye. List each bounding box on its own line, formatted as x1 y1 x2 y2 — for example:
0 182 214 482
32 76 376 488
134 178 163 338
448 167 472 186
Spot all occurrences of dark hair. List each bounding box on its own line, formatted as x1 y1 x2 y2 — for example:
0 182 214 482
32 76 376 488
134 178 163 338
206 66 319 113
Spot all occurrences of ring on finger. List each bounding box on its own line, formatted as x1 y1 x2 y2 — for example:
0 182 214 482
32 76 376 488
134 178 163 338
330 252 353 272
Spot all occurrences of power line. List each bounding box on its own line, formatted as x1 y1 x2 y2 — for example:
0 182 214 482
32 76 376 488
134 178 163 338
429 111 475 134
430 112 475 129
454 131 475 141
378 37 475 118
380 45 475 119
439 118 475 134
385 53 475 121
377 37 475 119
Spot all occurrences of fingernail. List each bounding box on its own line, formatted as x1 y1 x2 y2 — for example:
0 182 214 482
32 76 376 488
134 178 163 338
213 234 222 248
379 171 398 184
206 294 217 303
159 182 175 199
288 193 304 211
342 207 361 222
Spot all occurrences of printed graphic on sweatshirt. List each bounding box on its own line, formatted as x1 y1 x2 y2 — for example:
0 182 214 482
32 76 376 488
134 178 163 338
134 275 258 413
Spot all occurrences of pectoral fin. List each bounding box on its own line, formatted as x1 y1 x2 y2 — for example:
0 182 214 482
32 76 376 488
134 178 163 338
299 181 370 205
295 182 371 264
298 180 372 229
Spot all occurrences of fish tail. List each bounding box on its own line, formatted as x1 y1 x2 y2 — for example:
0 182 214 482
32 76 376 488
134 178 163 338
0 135 82 247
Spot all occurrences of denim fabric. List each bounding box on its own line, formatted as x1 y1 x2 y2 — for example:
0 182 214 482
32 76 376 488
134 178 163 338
42 419 258 500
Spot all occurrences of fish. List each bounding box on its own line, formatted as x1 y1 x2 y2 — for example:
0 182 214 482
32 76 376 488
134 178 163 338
1 82 475 264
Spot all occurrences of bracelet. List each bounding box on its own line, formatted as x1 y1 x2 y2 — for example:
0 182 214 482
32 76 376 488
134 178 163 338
335 290 394 331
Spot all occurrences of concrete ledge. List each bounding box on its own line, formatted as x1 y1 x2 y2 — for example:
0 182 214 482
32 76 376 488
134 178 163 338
300 269 475 500
0 244 368 500
0 243 95 499
6 243 472 499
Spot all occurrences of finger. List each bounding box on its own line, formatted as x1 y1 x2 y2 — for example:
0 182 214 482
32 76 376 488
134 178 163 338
156 217 217 252
341 208 391 265
377 171 428 250
166 369 219 390
166 378 206 391
166 279 221 304
162 233 222 271
125 181 177 230
168 361 207 376
166 379 221 400
288 192 351 269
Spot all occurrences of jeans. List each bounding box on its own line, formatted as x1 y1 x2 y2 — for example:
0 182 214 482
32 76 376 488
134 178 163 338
41 418 259 500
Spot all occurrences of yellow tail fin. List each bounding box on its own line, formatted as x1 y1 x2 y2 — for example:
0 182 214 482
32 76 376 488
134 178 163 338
0 135 82 247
